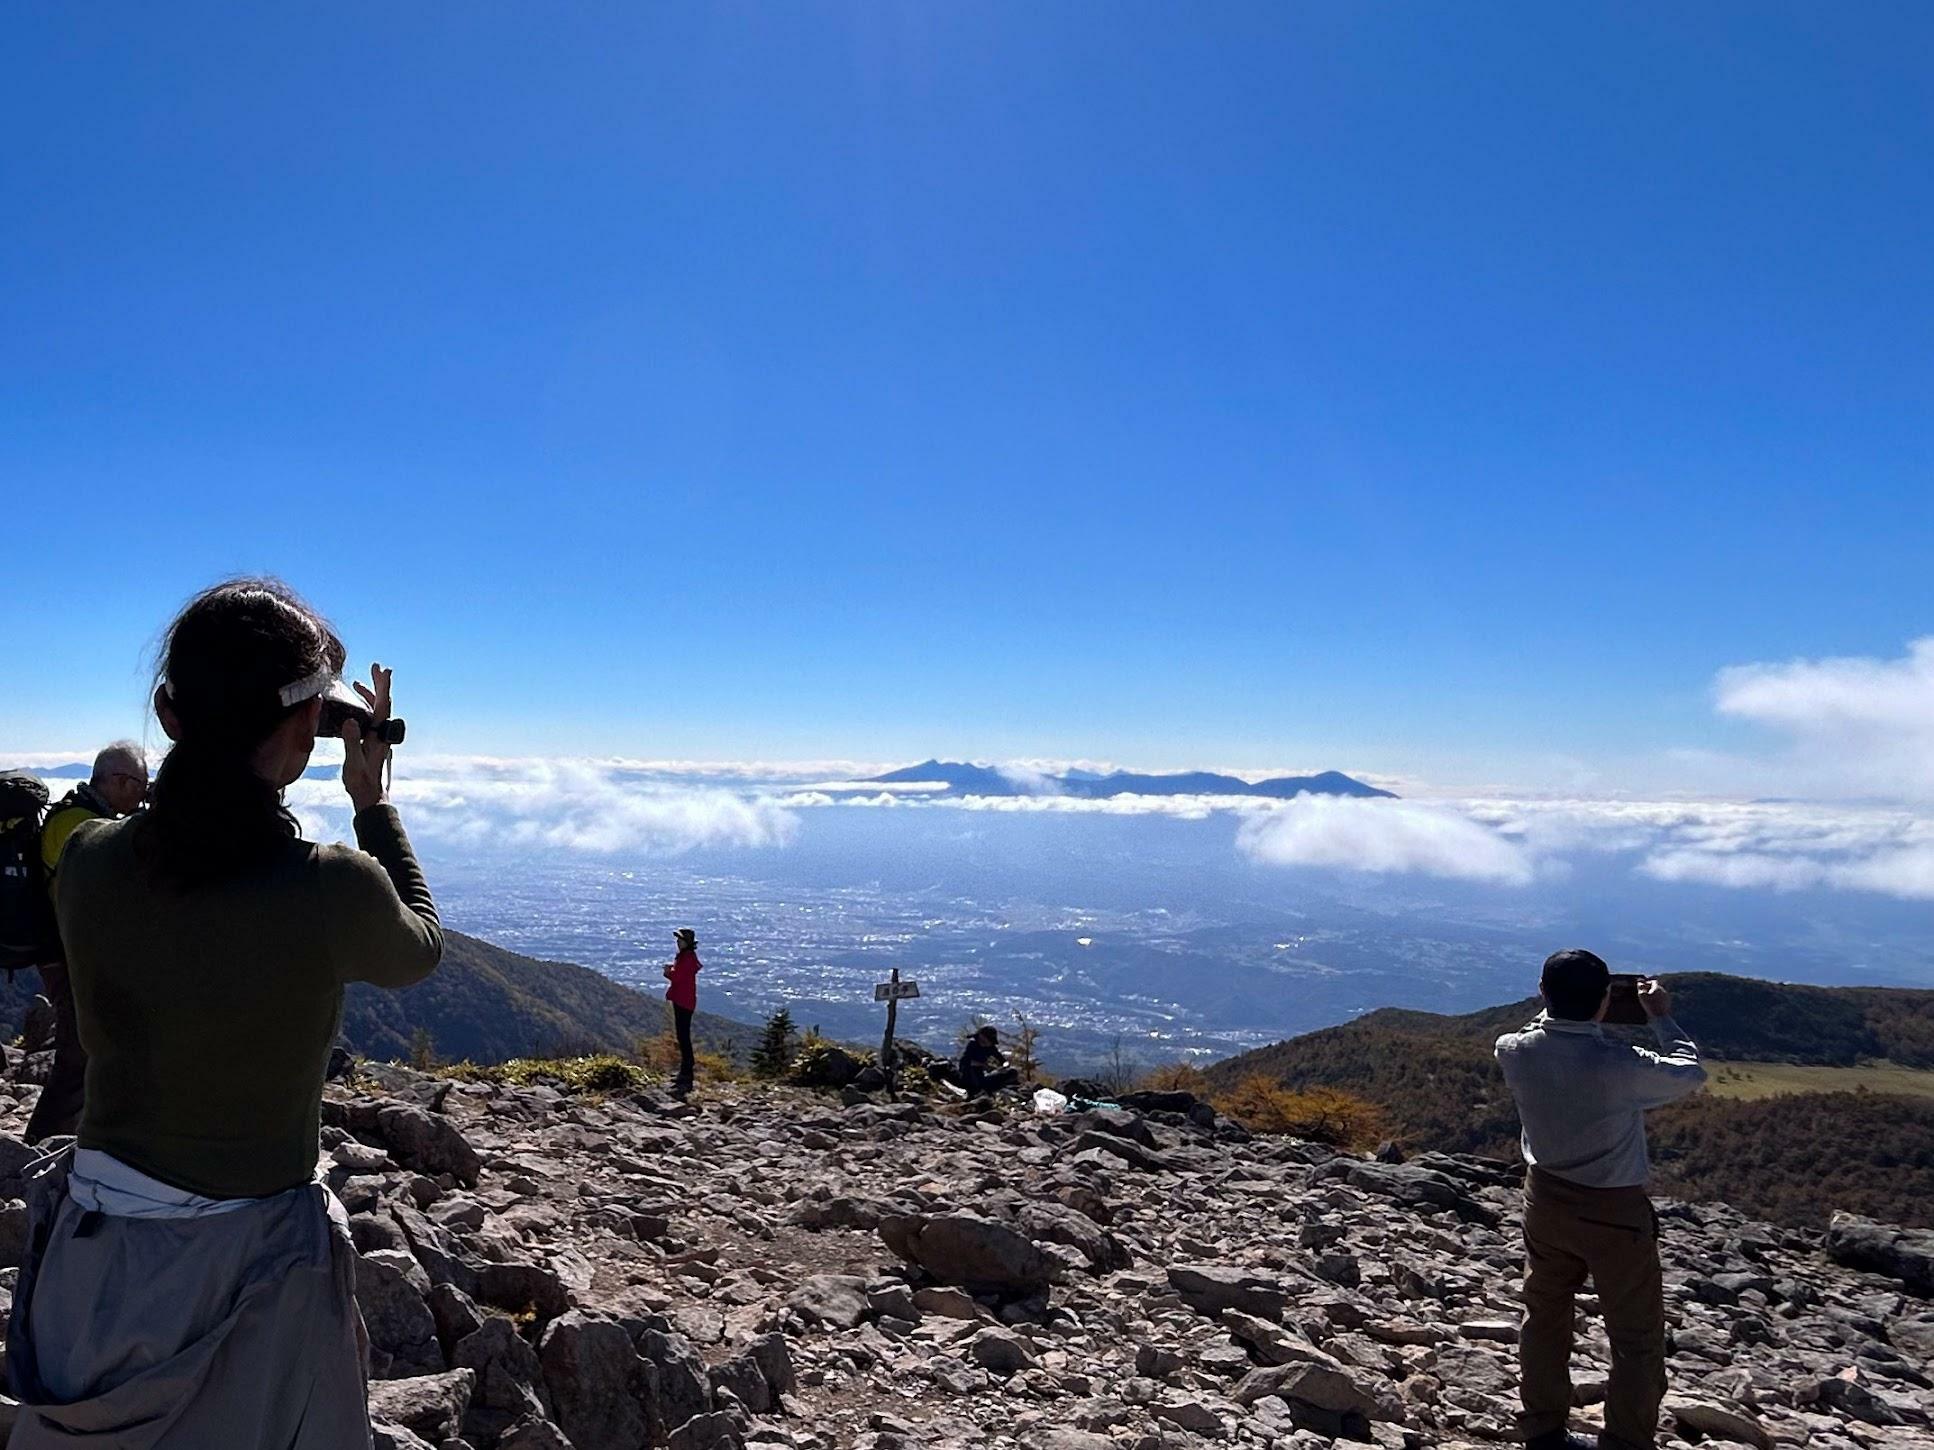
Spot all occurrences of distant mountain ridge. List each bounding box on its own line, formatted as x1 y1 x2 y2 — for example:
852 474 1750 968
869 759 1396 800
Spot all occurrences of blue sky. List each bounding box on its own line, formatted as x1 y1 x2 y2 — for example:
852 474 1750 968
4 3 1931 788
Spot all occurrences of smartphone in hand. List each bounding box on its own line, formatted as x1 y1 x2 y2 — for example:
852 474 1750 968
1603 973 1650 1025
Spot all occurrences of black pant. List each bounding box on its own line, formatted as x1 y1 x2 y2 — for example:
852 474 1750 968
673 1005 695 1087
25 960 87 1145
964 1066 1020 1097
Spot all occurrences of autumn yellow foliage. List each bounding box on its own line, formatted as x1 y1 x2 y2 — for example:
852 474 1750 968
1138 1061 1212 1094
1212 1073 1387 1151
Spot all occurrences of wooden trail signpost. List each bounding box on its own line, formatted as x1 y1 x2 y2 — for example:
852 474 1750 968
875 968 920 1081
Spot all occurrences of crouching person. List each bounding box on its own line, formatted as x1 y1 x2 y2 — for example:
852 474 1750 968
959 1024 1020 1097
1495 950 1707 1450
6 580 443 1450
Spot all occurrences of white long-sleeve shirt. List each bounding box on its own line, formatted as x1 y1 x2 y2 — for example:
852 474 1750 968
1494 1012 1707 1189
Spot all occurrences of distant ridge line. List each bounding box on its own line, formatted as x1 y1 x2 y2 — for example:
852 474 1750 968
867 759 1397 801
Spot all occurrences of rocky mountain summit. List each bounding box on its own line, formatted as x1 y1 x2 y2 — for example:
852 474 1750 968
0 1064 1930 1450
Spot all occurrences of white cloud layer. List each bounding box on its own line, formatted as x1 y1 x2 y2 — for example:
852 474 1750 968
284 757 797 855
19 737 1934 899
1234 796 1536 884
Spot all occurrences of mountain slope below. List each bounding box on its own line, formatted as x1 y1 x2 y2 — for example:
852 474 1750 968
341 929 762 1064
1205 972 1934 1228
0 929 762 1067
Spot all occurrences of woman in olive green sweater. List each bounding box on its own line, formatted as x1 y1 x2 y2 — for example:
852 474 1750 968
6 579 443 1450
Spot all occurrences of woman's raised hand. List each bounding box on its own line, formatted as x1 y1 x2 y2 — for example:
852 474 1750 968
341 663 394 813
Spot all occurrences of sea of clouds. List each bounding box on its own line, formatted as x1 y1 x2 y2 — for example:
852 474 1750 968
21 638 1934 902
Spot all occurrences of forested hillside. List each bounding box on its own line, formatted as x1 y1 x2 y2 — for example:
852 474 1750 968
1 930 762 1067
342 930 761 1063
1205 972 1934 1228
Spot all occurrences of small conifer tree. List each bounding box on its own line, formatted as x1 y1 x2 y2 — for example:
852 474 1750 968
408 1026 438 1071
751 1007 799 1079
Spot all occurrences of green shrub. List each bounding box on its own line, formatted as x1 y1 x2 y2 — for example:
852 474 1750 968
790 1038 874 1087
435 1054 652 1093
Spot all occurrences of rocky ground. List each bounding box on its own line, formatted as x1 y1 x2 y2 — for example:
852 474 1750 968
0 1058 1931 1450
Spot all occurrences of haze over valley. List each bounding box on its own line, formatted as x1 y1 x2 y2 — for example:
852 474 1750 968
16 733 1934 1070
151 755 1934 1068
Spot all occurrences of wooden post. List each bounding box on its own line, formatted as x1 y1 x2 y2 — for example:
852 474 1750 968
881 967 900 1085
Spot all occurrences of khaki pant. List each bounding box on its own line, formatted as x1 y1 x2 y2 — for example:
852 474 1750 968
1520 1168 1666 1450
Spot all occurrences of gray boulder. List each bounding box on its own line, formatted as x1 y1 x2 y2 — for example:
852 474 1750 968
1077 1108 1157 1147
783 1274 871 1330
497 1418 576 1450
634 1328 713 1442
745 1331 795 1401
666 1411 744 1450
369 1425 436 1450
539 1310 654 1450
477 1259 573 1322
366 1370 476 1444
356 1249 444 1377
1168 1264 1288 1320
1668 1397 1773 1449
427 1282 486 1359
1310 1159 1497 1226
1232 1359 1396 1420
377 1102 483 1188
1827 1213 1934 1296
967 1326 1037 1375
708 1354 770 1416
878 1213 1054 1295
1016 1199 1131 1274
1072 1130 1171 1173
453 1316 550 1440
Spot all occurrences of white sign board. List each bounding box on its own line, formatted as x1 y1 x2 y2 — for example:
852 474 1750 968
873 980 922 1002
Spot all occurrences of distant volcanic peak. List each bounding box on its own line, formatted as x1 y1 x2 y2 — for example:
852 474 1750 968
864 761 1396 800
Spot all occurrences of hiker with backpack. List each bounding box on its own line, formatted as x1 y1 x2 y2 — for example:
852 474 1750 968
5 578 443 1450
23 744 149 1144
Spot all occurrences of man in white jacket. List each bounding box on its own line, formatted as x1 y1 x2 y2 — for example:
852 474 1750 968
1495 949 1708 1450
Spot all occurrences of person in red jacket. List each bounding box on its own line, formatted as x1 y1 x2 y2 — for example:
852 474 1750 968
663 928 702 1095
